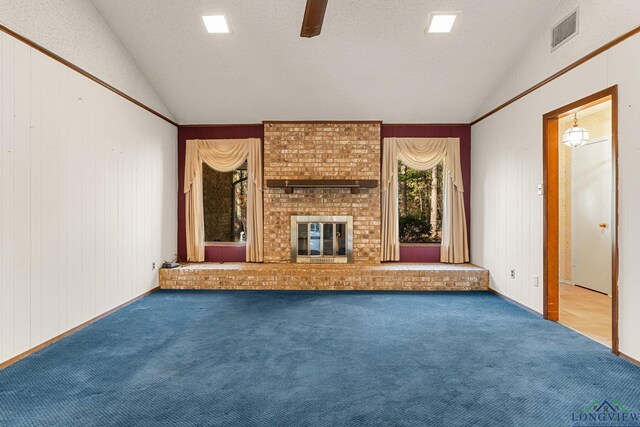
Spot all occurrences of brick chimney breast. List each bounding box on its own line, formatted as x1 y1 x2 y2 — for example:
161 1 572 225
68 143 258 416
263 122 381 263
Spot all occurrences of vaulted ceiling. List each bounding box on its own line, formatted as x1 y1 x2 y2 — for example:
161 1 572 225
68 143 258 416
90 0 561 124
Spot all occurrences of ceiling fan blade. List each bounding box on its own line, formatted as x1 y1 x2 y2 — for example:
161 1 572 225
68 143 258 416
300 0 328 38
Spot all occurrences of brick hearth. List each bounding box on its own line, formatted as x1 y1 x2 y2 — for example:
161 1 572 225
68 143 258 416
159 263 489 291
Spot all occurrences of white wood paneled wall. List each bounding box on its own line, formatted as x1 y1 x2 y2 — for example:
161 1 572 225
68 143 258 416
471 33 640 361
0 33 177 364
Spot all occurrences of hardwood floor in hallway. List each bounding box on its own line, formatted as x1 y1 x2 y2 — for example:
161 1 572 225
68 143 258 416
559 282 612 347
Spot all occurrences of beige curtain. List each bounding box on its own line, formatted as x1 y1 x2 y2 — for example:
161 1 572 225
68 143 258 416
184 138 263 262
381 137 469 263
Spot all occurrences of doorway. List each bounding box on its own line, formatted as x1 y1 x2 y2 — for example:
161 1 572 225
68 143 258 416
543 86 618 353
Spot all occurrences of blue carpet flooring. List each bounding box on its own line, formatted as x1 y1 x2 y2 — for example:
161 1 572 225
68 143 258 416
1 290 639 426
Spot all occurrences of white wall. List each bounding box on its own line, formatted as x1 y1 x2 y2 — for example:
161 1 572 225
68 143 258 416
0 0 173 120
0 32 177 364
475 0 640 119
471 33 640 360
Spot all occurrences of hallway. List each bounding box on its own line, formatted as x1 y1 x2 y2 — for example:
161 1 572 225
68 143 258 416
560 282 612 347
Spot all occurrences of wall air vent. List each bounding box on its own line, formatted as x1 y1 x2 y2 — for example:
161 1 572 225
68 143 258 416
551 8 579 51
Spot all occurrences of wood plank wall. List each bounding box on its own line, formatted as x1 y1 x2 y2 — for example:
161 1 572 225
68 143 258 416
0 33 177 364
470 31 640 361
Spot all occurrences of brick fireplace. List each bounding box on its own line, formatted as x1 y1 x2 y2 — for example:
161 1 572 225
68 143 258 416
177 123 472 264
263 122 381 264
167 122 487 290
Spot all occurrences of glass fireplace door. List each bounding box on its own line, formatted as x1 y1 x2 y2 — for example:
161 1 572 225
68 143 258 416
322 223 334 256
291 216 353 263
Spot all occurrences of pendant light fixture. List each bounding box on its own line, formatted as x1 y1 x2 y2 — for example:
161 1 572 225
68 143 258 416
562 113 589 148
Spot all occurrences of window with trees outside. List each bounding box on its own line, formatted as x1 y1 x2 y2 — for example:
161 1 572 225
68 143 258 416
398 161 443 243
202 162 247 243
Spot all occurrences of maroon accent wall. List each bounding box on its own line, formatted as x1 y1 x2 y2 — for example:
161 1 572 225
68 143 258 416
177 124 471 264
177 125 264 262
204 245 246 262
381 125 472 263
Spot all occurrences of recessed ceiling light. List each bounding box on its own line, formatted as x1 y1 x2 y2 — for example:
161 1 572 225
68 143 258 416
202 15 230 33
426 13 459 33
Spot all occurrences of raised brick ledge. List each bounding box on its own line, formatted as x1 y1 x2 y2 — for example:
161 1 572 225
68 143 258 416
159 263 489 291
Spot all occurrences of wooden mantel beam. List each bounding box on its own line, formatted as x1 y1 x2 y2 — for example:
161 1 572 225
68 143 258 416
266 179 378 194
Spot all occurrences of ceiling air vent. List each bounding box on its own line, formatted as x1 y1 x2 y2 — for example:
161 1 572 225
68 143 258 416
551 8 579 51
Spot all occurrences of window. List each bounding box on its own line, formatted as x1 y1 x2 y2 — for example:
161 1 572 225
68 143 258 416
203 162 247 242
397 161 443 243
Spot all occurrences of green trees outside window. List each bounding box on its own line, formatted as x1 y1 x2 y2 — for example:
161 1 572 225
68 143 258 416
398 161 443 243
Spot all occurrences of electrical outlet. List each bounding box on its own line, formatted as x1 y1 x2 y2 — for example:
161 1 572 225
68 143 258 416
152 262 156 270
533 275 539 287
510 269 516 279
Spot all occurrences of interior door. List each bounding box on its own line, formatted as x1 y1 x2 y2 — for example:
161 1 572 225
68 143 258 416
571 138 612 295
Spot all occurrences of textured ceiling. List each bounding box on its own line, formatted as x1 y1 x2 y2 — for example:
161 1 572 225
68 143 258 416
90 0 560 124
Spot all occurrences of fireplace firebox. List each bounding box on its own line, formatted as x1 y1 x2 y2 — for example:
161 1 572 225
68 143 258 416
290 215 353 263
